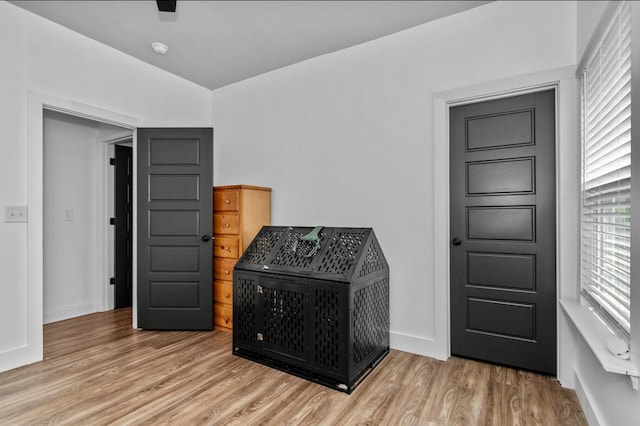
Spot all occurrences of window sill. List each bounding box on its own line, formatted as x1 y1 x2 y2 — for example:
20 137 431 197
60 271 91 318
560 299 639 390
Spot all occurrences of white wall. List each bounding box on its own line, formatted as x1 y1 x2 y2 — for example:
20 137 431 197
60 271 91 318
212 1 577 356
0 2 211 372
577 1 610 61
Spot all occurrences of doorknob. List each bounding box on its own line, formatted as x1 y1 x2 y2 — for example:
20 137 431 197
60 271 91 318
201 235 211 242
452 237 462 246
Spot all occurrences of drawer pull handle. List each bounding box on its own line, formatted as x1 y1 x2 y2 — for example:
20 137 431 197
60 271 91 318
224 223 230 228
225 293 230 299
225 317 230 324
225 270 230 275
225 199 230 204
220 245 226 250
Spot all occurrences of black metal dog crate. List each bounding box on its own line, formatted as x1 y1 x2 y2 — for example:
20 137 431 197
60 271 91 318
233 226 389 393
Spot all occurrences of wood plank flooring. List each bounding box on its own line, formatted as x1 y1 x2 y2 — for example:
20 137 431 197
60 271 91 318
0 308 587 425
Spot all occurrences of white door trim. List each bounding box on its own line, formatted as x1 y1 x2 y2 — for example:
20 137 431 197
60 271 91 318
24 90 137 368
432 66 580 387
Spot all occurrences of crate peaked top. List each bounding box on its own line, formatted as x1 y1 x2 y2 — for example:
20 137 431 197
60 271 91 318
234 226 388 282
233 226 390 393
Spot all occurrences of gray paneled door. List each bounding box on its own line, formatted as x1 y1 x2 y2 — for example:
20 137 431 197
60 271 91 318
137 128 213 330
449 89 556 375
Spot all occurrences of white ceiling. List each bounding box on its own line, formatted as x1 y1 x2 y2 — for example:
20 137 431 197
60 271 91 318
11 1 491 90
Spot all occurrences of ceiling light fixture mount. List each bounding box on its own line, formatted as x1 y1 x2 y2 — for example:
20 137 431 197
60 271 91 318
157 1 177 13
151 42 169 55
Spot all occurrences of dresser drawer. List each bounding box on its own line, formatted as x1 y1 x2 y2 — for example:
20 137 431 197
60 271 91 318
213 236 239 258
214 190 239 211
214 280 233 304
214 257 237 281
213 213 239 234
214 302 233 328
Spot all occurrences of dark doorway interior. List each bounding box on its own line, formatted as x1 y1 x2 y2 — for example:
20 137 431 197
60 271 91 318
114 144 133 309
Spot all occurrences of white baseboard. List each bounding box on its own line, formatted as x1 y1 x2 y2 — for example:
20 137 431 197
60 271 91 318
0 344 41 373
43 301 97 324
390 331 446 360
574 370 601 426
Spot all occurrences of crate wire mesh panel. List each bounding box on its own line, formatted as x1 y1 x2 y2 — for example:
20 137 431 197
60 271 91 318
233 226 389 393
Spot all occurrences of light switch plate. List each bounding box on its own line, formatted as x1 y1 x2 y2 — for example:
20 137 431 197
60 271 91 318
4 205 28 223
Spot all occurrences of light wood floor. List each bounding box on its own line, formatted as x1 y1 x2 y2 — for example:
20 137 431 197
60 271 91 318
0 308 586 425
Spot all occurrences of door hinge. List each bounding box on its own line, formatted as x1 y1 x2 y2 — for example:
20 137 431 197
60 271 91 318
109 158 115 166
109 217 115 225
257 285 263 294
257 333 264 341
109 277 116 285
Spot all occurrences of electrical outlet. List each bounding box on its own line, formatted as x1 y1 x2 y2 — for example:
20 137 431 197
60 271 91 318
4 206 28 223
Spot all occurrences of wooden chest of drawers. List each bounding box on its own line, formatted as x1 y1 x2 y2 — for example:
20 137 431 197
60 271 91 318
213 185 271 330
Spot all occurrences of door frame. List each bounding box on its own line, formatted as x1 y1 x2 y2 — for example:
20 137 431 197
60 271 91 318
25 90 138 368
432 66 580 387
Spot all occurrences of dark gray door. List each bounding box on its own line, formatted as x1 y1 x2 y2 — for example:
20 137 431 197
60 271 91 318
449 89 556 375
137 128 213 330
115 145 133 309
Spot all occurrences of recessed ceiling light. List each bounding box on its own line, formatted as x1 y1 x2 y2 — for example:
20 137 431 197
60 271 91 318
151 42 169 55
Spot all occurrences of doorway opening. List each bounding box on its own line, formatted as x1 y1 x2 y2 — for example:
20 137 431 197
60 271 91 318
113 143 133 309
43 109 133 327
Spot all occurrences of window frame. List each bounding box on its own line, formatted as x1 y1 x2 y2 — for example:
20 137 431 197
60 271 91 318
579 0 633 342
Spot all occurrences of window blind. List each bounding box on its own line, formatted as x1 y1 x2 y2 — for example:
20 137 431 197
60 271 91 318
581 0 632 339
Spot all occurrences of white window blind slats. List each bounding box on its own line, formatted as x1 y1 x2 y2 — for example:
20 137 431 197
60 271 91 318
584 179 631 198
583 220 631 230
584 94 631 142
582 236 631 258
585 66 630 100
599 50 629 87
585 228 631 240
585 262 630 288
585 113 630 151
587 59 630 98
584 98 631 146
584 165 631 190
585 152 631 181
583 234 631 246
588 286 631 317
588 278 631 305
585 106 630 153
583 214 630 221
584 126 630 165
580 0 631 338
584 72 630 123
583 264 631 288
586 76 631 110
582 254 631 281
588 291 631 331
582 203 631 211
586 101 631 135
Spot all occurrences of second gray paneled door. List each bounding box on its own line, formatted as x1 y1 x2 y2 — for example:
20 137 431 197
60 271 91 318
449 89 556 375
137 128 213 330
